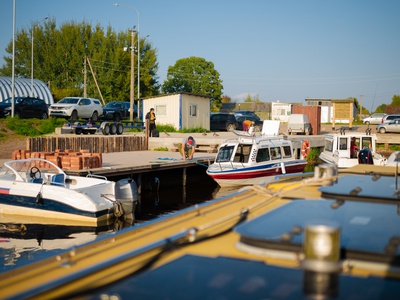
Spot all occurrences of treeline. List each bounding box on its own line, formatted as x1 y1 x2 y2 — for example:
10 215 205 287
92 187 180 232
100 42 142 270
0 19 160 101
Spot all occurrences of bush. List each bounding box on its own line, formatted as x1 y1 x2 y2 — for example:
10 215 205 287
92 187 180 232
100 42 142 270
3 117 65 137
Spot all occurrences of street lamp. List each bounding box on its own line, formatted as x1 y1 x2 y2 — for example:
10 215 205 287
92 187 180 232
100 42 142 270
114 3 141 120
31 16 48 97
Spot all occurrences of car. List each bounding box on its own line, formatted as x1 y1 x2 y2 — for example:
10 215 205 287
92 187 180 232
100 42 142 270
49 97 103 121
381 114 400 124
363 113 387 125
233 110 261 121
376 118 400 134
236 116 264 132
102 101 137 121
0 96 49 119
210 113 238 131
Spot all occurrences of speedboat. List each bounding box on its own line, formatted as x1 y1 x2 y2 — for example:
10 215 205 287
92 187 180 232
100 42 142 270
0 158 138 226
319 129 387 168
206 133 308 187
2 163 400 299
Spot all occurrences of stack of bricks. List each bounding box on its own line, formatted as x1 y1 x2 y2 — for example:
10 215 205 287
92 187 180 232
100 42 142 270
11 149 103 170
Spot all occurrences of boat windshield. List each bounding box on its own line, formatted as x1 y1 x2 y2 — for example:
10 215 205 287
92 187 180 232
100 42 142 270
216 145 235 162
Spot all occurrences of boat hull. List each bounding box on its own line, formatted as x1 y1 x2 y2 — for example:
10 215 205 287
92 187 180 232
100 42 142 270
207 161 307 187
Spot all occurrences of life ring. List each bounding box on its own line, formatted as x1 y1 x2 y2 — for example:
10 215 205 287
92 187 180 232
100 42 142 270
301 139 310 159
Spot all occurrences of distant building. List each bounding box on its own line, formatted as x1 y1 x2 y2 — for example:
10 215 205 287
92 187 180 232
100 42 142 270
0 76 54 105
305 98 358 125
142 92 211 130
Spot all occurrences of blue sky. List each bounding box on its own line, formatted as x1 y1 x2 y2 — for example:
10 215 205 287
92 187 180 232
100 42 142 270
1 0 399 112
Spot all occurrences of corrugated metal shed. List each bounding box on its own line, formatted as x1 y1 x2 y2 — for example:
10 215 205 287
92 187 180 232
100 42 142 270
0 76 54 105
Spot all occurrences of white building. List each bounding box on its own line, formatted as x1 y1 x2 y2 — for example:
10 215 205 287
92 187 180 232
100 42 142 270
271 101 292 122
142 92 211 130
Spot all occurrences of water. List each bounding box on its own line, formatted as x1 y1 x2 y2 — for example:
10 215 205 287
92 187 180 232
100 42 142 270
0 168 240 273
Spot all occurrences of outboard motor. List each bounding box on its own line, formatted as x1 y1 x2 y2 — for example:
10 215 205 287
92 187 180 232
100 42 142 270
115 178 139 221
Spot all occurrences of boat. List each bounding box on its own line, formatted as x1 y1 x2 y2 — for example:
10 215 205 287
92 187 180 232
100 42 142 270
206 132 308 187
319 128 387 168
0 158 138 226
2 163 400 299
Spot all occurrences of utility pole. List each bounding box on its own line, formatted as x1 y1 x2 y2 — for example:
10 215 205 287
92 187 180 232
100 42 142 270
359 95 363 121
130 29 135 122
83 56 87 97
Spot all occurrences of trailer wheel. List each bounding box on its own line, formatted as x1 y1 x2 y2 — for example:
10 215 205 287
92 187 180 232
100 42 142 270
110 123 117 135
102 123 110 135
116 123 124 135
75 128 83 135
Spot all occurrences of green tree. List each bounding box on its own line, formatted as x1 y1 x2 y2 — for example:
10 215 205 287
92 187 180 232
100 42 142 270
384 95 400 114
162 56 223 105
0 19 160 102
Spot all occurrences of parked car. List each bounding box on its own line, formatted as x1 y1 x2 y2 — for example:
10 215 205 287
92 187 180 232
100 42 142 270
236 116 264 132
0 96 49 119
49 97 103 121
234 110 261 121
381 114 400 124
210 113 238 131
376 118 400 134
102 101 137 121
363 113 387 125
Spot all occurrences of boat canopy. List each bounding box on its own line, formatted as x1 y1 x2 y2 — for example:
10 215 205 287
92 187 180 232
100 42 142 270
0 76 54 105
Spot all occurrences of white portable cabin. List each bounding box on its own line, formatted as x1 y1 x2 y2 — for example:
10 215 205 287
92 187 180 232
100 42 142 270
142 92 211 130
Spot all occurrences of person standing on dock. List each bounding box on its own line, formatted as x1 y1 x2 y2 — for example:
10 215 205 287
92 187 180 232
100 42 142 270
178 136 196 160
145 108 157 137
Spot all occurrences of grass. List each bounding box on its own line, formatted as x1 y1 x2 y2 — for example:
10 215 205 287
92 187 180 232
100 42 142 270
0 117 66 138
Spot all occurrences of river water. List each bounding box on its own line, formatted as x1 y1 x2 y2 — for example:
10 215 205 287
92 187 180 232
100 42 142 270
0 166 240 273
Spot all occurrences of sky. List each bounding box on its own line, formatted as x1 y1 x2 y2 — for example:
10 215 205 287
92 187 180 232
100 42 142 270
1 0 400 112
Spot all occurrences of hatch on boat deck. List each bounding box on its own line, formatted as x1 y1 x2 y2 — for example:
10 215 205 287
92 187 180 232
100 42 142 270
319 174 400 202
235 200 400 265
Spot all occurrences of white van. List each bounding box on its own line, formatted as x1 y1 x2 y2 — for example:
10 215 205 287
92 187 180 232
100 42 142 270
287 114 312 135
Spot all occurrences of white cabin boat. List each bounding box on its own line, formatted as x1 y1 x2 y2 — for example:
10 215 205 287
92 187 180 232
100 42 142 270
0 158 138 226
319 130 387 168
206 133 308 187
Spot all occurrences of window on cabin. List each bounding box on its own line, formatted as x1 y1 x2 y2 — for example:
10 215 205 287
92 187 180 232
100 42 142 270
233 144 252 163
282 145 292 158
339 137 348 150
270 147 282 160
190 104 197 117
156 105 167 116
216 146 234 162
256 148 270 162
361 137 372 149
325 139 333 152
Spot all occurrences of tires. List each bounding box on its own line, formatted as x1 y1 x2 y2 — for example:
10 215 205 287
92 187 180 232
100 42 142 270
102 124 110 135
75 128 83 135
226 123 236 132
110 123 117 135
116 123 124 135
71 110 78 121
379 127 387 134
41 112 48 119
91 111 99 122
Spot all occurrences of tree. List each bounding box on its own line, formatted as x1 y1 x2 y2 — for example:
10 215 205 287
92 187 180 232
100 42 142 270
162 56 223 106
384 95 400 114
0 19 160 102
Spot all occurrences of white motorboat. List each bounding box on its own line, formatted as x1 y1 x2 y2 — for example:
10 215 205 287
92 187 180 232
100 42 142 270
319 129 387 168
0 158 138 226
206 131 308 187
